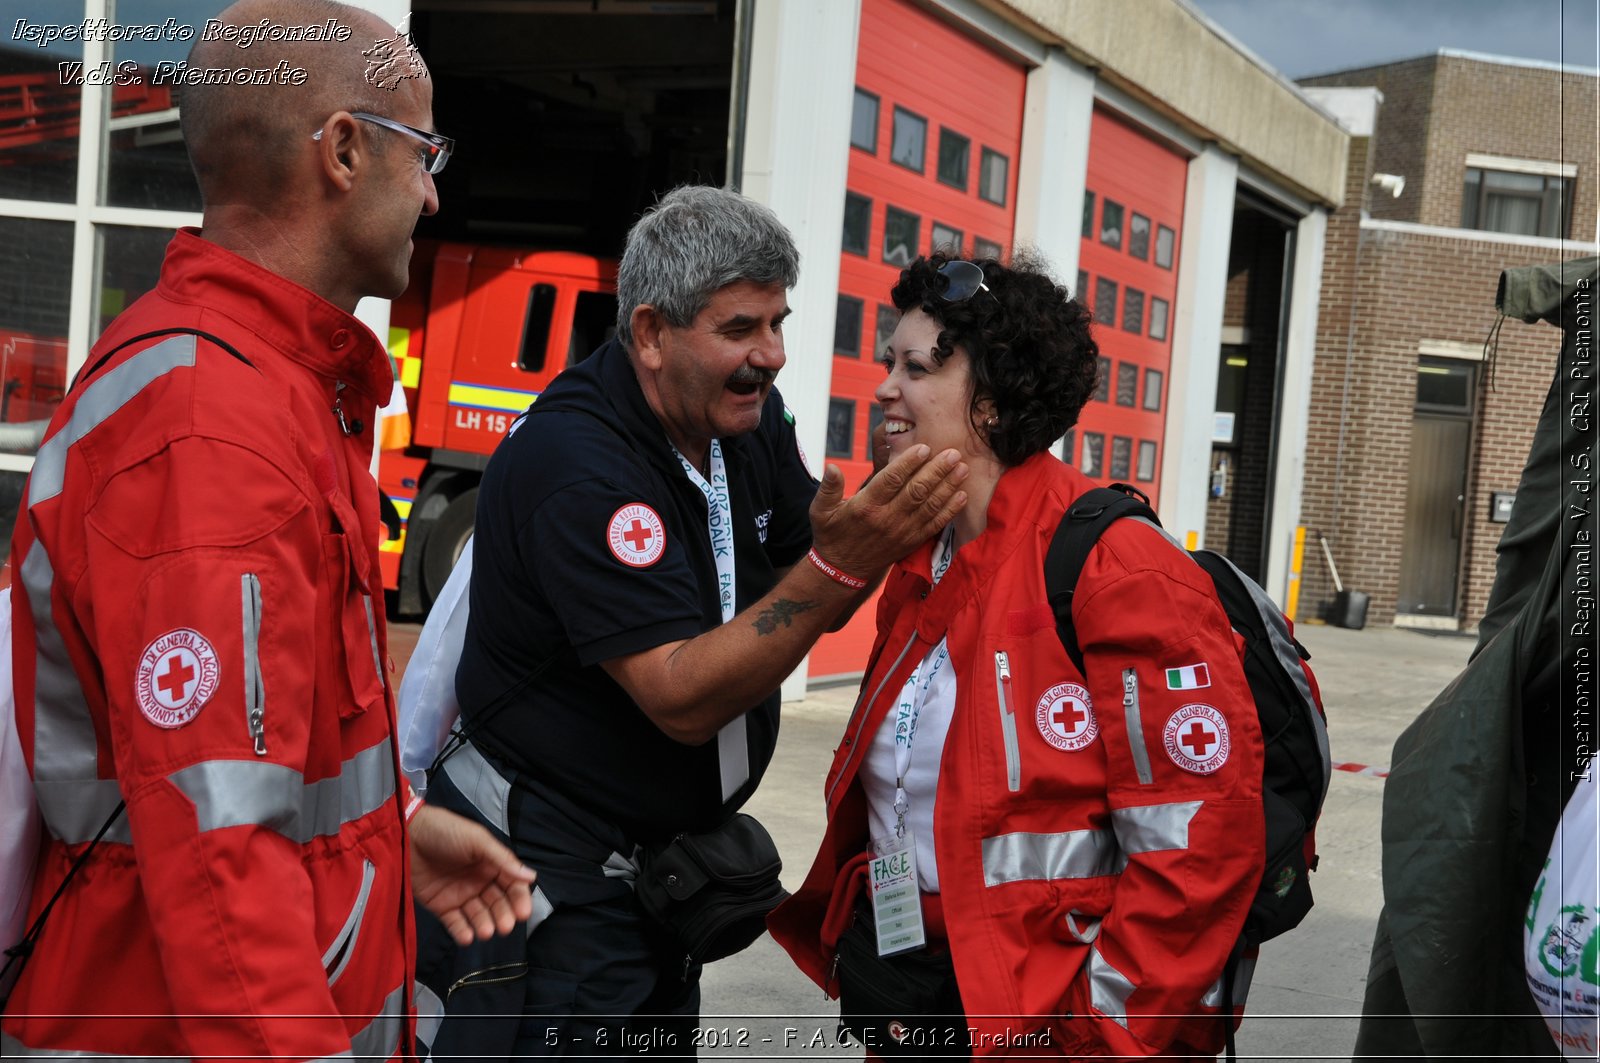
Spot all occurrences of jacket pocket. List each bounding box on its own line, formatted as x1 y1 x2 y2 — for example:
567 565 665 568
324 858 376 986
322 531 385 719
996 650 1022 792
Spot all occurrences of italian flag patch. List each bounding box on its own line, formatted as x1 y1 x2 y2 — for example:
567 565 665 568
1166 663 1211 690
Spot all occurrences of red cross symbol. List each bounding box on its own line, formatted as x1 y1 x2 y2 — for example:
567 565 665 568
157 653 195 702
1181 721 1217 757
622 519 654 552
1053 700 1086 733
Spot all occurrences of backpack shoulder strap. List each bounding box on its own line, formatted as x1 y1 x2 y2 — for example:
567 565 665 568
1044 484 1160 675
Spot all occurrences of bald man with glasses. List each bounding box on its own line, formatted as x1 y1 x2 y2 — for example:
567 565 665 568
1 1 531 1059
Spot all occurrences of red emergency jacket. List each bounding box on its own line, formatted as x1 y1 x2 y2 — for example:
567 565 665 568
1 230 416 1061
769 453 1265 1057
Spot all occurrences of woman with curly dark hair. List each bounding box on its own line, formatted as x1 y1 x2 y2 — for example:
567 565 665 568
769 253 1265 1060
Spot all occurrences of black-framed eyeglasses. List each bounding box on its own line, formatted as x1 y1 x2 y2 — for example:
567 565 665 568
313 112 454 175
938 260 990 303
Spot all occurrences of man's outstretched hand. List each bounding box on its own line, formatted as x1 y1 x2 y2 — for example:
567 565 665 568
409 803 537 946
809 443 968 580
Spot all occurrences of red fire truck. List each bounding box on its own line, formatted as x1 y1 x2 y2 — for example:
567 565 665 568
380 242 620 614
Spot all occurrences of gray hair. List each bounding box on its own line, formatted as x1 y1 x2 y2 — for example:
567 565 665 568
615 185 800 348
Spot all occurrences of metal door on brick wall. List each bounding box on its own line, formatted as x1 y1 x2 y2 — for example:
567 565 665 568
1397 358 1476 616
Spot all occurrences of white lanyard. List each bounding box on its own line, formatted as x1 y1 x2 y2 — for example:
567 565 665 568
673 439 746 800
888 527 955 838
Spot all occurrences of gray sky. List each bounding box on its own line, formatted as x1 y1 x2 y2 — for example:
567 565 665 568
1187 0 1599 79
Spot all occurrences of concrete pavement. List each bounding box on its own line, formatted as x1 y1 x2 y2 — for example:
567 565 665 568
392 620 1477 1060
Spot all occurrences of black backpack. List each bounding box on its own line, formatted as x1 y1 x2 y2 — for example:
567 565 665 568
1043 484 1331 1051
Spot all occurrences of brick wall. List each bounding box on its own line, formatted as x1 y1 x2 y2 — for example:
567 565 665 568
1304 54 1598 240
1302 57 1436 225
1298 53 1596 631
1299 222 1560 628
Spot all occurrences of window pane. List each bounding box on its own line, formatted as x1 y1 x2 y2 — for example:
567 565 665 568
973 237 1002 261
102 0 206 210
0 218 73 447
931 222 962 255
843 192 871 255
0 3 86 203
517 283 556 371
1483 191 1541 236
1143 368 1163 411
568 290 618 366
875 303 898 358
1110 436 1132 479
1123 288 1144 334
1100 200 1124 250
937 128 969 189
891 107 926 172
1115 363 1138 407
1081 432 1104 478
1136 440 1157 482
1094 277 1118 326
1149 297 1170 341
1062 428 1075 466
1416 360 1474 411
1461 169 1483 228
1155 225 1176 268
883 206 918 267
979 148 1008 205
97 224 173 340
851 89 879 152
1082 192 1095 238
834 294 864 358
1093 356 1110 402
1483 169 1547 193
826 398 855 458
869 404 884 447
1129 214 1151 260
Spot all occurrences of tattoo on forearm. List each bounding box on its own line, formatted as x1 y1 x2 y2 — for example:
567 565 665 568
752 598 820 635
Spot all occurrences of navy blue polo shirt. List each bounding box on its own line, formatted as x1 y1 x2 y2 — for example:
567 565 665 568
456 337 817 841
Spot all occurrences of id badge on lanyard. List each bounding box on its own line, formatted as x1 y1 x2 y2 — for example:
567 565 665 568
674 439 747 801
867 527 954 957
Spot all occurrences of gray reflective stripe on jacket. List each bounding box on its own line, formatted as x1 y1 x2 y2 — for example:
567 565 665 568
981 800 1200 886
1085 946 1137 1028
167 737 396 842
22 336 199 845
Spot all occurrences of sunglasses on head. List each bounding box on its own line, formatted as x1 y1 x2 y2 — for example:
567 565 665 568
938 259 991 303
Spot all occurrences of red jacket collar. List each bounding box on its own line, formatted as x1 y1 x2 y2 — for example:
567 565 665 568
156 228 391 402
901 452 1081 639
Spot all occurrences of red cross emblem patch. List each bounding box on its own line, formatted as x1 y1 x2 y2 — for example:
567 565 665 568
1036 682 1097 752
135 629 220 729
1162 703 1231 774
607 503 666 568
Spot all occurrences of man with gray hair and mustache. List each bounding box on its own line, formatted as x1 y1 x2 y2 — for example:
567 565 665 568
420 184 970 1056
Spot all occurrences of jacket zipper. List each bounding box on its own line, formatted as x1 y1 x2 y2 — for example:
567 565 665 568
323 858 375 986
826 633 920 809
1123 668 1153 785
242 573 266 756
333 379 363 436
995 651 1021 792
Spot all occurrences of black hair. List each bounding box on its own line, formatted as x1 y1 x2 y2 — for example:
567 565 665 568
888 251 1098 466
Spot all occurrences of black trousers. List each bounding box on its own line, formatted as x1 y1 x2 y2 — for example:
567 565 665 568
415 745 702 1061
